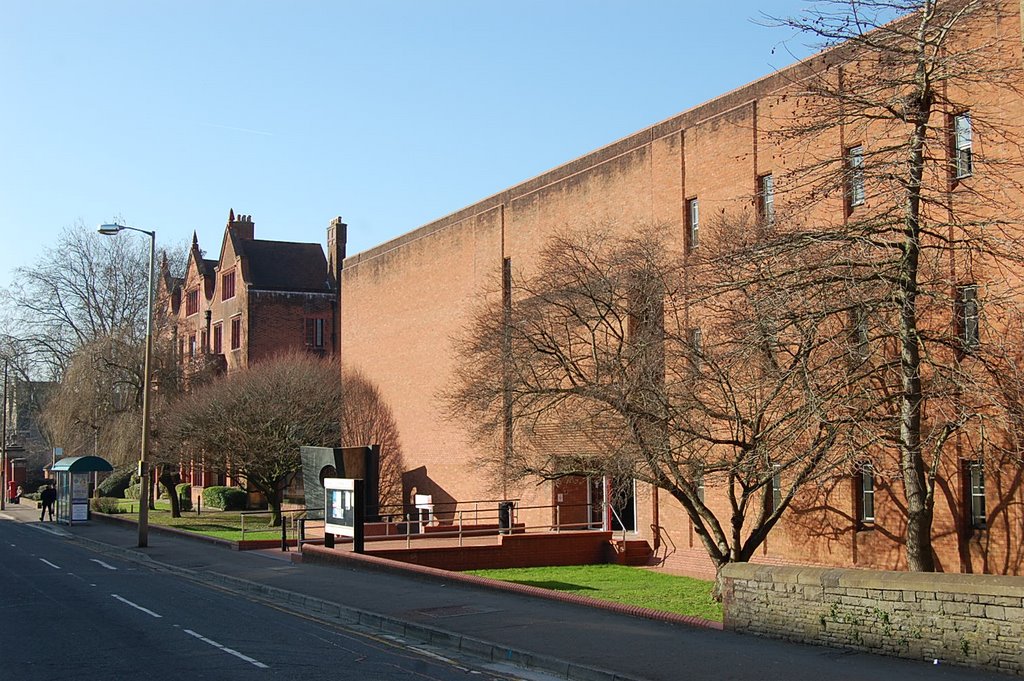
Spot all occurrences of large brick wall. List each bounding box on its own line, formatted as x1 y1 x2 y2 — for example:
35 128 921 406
722 563 1024 676
341 0 1024 578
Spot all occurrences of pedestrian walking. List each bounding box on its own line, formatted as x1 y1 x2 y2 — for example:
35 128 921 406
14 485 23 504
40 484 56 521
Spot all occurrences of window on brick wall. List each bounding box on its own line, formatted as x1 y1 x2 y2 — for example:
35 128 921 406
221 271 236 300
212 322 223 354
185 289 199 316
965 460 986 529
953 112 973 179
846 145 865 210
857 464 875 525
688 327 703 369
758 173 774 225
188 334 196 357
305 318 326 349
230 316 242 350
771 468 782 511
956 284 979 352
686 197 699 252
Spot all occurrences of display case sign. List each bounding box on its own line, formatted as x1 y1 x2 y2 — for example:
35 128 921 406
323 478 364 552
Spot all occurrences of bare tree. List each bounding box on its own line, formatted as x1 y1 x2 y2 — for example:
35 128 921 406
756 0 1024 570
341 367 406 509
163 353 342 526
449 225 867 596
2 224 150 378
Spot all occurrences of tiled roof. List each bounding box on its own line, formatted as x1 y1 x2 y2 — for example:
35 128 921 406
240 239 331 292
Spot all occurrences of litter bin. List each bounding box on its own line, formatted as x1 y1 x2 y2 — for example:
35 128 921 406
498 501 515 534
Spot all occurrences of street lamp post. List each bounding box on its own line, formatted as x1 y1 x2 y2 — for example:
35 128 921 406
98 223 155 548
1 360 7 512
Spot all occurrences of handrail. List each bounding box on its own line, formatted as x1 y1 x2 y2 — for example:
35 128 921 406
607 504 628 543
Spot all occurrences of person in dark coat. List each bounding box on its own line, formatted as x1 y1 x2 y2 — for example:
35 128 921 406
40 484 56 521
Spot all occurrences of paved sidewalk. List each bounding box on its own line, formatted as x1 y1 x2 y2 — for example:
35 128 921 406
0 503 1007 681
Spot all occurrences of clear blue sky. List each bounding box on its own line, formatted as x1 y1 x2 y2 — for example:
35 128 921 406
0 1 813 288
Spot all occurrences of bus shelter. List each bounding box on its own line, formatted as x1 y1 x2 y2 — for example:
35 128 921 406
50 456 113 524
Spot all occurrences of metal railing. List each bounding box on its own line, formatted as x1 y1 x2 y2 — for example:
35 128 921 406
296 500 636 549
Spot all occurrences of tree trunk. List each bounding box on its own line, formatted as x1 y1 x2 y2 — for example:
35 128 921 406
158 469 181 518
898 114 936 572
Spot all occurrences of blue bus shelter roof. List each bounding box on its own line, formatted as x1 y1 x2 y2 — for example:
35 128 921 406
50 456 114 473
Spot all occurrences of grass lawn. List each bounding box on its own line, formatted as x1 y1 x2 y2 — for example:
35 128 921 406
113 499 286 541
467 564 722 622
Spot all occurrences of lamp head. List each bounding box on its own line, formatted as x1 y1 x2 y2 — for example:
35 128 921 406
97 223 124 235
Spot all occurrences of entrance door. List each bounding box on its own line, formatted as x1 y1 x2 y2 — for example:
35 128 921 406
589 476 636 532
552 475 590 530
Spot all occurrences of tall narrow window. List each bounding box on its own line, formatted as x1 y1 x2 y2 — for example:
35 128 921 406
967 461 986 528
689 327 703 369
846 145 865 209
953 112 973 179
859 465 875 524
230 316 242 350
956 284 979 351
305 318 325 349
221 271 236 300
772 468 782 511
188 334 197 358
212 322 223 354
759 174 774 225
850 307 869 360
185 289 199 316
686 198 699 251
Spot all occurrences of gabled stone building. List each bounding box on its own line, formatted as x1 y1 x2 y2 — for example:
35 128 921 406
159 210 346 487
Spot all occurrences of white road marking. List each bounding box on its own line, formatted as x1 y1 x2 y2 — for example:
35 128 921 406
183 629 269 669
90 559 117 570
111 594 163 618
39 558 60 569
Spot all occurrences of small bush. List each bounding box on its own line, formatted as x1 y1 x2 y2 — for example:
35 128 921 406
91 497 124 514
202 485 246 511
98 466 133 498
176 483 193 512
125 483 141 500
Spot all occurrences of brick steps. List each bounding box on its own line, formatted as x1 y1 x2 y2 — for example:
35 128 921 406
609 539 653 566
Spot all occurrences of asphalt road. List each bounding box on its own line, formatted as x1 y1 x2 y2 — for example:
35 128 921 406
0 520 554 681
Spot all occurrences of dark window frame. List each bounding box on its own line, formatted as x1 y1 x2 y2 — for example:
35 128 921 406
966 460 986 529
686 197 699 252
230 316 242 351
953 112 973 180
185 289 200 317
221 270 236 301
305 317 326 349
956 284 979 351
846 145 865 210
758 173 774 225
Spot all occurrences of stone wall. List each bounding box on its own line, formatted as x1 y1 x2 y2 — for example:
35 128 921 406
721 563 1024 676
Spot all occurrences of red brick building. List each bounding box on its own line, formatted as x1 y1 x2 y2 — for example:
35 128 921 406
340 1 1024 577
160 210 346 487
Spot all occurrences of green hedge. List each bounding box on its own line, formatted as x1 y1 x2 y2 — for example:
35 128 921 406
91 497 124 514
201 485 246 511
98 466 133 498
176 483 193 512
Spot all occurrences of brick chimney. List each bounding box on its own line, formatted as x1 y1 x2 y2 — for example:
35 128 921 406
227 209 255 241
327 216 347 286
